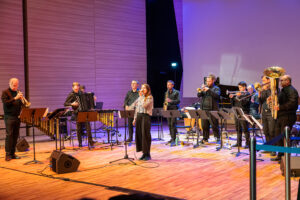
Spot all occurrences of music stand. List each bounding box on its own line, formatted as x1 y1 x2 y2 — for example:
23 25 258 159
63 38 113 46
47 108 69 151
161 110 181 145
231 107 249 157
77 111 98 150
242 115 264 162
110 110 135 165
151 108 164 141
22 108 48 165
185 110 205 148
211 110 232 151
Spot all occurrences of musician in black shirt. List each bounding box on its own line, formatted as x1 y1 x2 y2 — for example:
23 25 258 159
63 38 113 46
271 75 299 162
64 82 96 147
229 81 251 148
164 80 180 143
258 76 275 154
123 80 139 142
197 74 220 143
1 78 24 161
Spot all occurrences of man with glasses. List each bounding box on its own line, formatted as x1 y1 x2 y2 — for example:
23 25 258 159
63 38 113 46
124 80 140 142
271 75 299 162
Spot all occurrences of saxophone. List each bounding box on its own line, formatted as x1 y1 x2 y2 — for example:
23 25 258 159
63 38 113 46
163 91 168 111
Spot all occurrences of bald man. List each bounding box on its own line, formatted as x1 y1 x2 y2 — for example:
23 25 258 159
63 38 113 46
271 75 299 162
1 78 24 161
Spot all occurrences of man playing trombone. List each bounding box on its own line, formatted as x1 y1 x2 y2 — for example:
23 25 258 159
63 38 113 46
197 74 220 144
1 78 24 161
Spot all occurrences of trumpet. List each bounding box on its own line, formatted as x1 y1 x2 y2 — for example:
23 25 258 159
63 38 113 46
254 82 270 92
197 84 207 93
17 90 31 107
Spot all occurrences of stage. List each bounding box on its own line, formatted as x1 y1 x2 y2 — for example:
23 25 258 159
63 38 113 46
0 126 299 200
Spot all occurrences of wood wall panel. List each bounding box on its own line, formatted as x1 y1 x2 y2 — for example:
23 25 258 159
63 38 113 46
94 0 147 109
0 0 146 137
27 0 96 111
0 0 24 114
26 0 146 112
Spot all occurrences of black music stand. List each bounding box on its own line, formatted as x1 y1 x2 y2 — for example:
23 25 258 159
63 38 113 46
151 108 164 141
77 111 98 150
161 110 181 145
185 110 207 148
210 110 232 151
22 108 48 165
47 108 69 151
242 115 264 162
110 110 135 165
231 107 250 157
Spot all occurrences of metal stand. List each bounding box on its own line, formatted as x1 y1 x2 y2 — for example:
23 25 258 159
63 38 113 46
110 110 136 165
213 110 232 151
231 107 249 157
23 108 48 165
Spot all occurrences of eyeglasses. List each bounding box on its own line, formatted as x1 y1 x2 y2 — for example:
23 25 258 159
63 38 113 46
280 79 287 82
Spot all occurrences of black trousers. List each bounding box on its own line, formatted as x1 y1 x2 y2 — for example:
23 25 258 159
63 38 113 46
76 121 92 145
234 117 250 145
167 117 177 141
135 113 151 155
262 113 275 142
275 114 296 156
4 116 20 156
201 111 219 140
127 117 134 140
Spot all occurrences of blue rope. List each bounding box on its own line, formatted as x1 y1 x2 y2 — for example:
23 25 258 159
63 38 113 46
256 144 300 154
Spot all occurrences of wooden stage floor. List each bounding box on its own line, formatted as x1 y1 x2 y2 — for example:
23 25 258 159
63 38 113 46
0 127 299 200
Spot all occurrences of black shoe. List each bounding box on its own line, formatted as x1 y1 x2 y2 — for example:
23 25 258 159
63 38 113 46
11 154 21 159
244 145 249 149
232 143 241 147
143 155 151 161
5 155 12 161
271 156 281 162
126 138 132 143
89 140 97 147
139 154 146 160
166 140 175 145
270 152 276 156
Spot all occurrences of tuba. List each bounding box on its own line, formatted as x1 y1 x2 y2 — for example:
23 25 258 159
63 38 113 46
263 66 285 119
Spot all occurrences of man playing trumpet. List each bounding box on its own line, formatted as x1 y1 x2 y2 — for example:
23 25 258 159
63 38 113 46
197 74 220 144
1 78 24 161
229 81 251 148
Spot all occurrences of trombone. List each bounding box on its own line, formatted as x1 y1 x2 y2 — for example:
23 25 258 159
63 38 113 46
18 90 31 107
226 90 248 96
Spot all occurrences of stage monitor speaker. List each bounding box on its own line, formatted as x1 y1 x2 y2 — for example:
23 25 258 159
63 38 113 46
280 156 300 177
50 150 80 174
16 138 30 152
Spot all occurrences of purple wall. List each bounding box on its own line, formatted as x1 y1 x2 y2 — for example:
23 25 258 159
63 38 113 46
0 0 146 114
176 0 300 99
